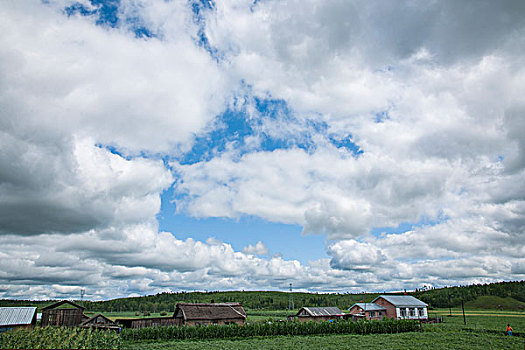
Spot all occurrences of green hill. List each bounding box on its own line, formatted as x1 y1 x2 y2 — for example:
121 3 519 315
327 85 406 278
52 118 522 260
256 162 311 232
465 295 525 310
2 280 524 313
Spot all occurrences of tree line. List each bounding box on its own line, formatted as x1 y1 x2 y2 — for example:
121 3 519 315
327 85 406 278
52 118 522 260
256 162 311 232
413 280 525 308
1 280 523 312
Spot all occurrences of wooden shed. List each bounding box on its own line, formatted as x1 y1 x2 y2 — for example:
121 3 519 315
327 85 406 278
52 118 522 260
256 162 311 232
0 307 37 333
80 314 120 331
294 307 344 323
115 317 179 329
173 303 247 326
41 300 86 327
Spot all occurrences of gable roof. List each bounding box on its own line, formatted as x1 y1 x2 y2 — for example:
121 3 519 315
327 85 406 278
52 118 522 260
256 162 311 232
297 307 343 317
0 307 37 327
373 295 428 307
42 300 86 310
349 303 386 311
80 314 117 327
175 303 247 321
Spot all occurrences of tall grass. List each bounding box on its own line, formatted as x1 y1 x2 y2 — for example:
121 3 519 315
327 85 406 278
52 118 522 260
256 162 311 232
121 319 419 341
0 327 122 349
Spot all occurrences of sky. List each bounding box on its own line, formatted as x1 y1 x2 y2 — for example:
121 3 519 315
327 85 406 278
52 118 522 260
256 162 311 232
0 0 524 301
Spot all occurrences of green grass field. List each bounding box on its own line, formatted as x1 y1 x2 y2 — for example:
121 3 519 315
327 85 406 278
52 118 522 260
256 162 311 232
125 332 523 350
121 308 525 350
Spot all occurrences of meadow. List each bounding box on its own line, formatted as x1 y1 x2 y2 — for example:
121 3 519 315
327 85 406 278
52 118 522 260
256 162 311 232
122 308 525 350
1 309 524 349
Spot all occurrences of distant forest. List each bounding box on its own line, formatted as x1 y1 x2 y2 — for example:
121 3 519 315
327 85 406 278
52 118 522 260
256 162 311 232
1 280 524 312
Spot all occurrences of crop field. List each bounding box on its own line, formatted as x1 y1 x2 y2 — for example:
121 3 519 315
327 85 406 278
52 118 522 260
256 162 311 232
122 309 525 350
2 308 524 349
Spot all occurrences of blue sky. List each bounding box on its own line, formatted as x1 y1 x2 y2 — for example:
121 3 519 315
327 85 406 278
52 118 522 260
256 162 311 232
0 0 524 300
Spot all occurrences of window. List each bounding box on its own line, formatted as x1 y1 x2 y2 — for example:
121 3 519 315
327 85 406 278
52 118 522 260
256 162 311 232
418 308 424 316
369 311 375 317
400 309 406 317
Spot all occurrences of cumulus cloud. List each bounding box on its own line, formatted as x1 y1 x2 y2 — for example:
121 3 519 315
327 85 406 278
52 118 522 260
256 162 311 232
1 0 525 300
242 241 269 256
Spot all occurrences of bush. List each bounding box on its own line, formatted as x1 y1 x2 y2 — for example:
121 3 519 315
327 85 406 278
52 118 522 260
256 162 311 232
160 311 168 316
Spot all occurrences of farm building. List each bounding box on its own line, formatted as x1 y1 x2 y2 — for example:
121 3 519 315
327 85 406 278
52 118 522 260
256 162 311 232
173 303 247 326
116 316 179 329
372 295 428 320
348 303 386 320
294 307 344 322
0 307 37 333
41 300 87 327
80 314 120 331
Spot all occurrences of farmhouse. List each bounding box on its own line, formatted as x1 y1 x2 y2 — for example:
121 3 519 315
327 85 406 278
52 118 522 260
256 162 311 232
173 302 247 326
294 307 344 322
0 307 37 333
348 303 386 320
41 300 87 327
372 295 428 320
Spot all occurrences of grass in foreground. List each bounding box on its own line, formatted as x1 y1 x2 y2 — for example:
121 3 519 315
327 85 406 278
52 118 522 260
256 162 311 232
124 332 522 350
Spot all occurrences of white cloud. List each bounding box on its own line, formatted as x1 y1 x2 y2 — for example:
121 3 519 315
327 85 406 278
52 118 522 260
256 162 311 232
242 241 269 256
1 0 525 299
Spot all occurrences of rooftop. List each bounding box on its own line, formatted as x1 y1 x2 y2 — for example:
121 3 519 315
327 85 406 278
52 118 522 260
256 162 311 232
350 303 386 311
298 307 343 317
373 295 428 307
0 307 37 327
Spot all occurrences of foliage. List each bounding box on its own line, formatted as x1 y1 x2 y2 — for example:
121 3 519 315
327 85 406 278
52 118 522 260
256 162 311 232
0 327 122 349
413 281 525 308
1 280 523 314
120 319 418 342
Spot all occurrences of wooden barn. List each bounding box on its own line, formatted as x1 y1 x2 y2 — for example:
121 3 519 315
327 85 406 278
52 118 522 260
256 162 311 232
41 300 86 327
80 314 120 331
348 303 386 320
0 307 37 333
294 307 344 323
173 303 247 326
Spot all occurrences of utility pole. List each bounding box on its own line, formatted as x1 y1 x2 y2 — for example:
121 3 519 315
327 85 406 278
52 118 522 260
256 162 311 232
461 299 466 325
80 289 86 305
288 283 294 310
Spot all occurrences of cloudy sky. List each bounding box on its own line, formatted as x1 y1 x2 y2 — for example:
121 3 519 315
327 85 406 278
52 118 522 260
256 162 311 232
1 0 524 300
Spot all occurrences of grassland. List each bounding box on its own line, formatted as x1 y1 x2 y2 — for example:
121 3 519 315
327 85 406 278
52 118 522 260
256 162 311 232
122 309 525 350
125 331 523 350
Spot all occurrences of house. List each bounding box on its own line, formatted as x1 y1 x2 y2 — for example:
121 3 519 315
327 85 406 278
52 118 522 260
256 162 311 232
80 314 120 331
294 307 344 323
41 300 86 327
371 295 428 320
0 307 37 333
173 303 247 326
348 303 386 320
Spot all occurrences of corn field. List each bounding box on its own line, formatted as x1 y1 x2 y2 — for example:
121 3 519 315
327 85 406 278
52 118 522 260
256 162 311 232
0 327 122 349
121 319 419 341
